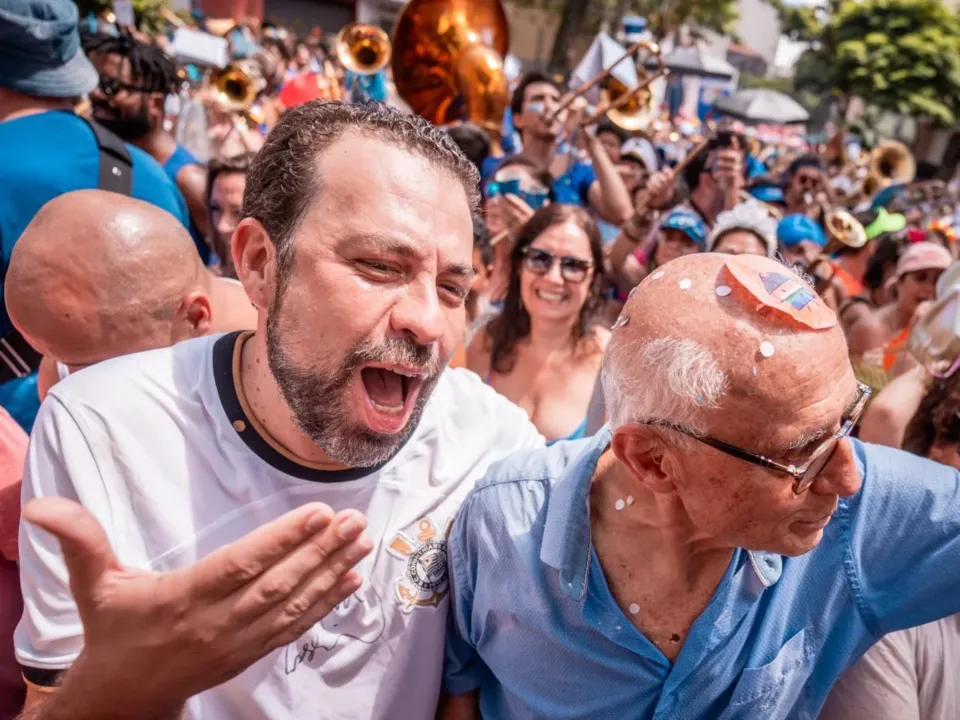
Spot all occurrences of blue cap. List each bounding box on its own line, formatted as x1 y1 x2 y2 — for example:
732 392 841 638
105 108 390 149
749 184 785 204
660 209 707 246
0 0 99 98
778 214 826 248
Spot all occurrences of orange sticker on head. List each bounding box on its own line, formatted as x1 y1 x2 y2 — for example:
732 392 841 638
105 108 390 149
723 255 837 330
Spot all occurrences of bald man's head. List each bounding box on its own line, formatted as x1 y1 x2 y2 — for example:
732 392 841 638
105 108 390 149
604 253 863 557
7 190 211 370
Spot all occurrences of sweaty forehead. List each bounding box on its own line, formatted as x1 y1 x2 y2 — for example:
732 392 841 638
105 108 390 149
304 133 473 261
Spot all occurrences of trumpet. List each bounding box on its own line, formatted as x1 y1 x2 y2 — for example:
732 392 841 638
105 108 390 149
210 60 264 113
335 22 391 75
544 40 666 130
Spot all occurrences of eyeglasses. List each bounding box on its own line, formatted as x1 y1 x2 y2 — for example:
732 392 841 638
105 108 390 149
98 76 150 97
643 382 871 496
521 247 593 284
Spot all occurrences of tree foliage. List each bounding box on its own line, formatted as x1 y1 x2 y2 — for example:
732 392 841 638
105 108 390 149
830 0 960 124
775 0 960 126
532 0 742 73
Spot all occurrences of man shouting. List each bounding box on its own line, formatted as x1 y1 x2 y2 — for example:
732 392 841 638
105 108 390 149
16 101 542 720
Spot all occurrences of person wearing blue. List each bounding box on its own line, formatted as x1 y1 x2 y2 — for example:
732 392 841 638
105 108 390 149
779 213 827 268
441 253 960 719
83 30 212 264
480 72 633 225
345 69 389 104
747 175 787 216
0 0 190 431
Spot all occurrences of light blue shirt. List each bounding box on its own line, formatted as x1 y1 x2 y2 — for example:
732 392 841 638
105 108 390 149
444 428 960 719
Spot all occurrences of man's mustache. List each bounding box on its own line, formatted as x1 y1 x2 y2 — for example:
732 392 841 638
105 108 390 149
351 336 441 376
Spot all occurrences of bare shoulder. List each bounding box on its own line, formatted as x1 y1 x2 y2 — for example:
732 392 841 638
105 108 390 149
591 325 612 352
846 310 889 357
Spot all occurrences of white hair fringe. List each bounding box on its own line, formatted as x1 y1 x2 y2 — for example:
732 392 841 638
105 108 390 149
601 337 729 438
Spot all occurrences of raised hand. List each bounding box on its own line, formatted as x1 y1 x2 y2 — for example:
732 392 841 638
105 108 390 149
22 496 373 717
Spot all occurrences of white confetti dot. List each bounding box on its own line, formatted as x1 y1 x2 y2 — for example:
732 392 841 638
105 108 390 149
615 498 626 511
626 495 635 505
715 285 732 297
678 278 692 290
760 341 776 358
629 603 640 615
651 270 665 280
752 366 758 376
615 625 622 631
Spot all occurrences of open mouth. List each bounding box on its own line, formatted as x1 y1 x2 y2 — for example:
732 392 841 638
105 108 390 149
357 364 426 434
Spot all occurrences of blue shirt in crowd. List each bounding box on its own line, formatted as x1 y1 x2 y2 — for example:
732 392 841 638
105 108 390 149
481 154 597 207
161 143 211 264
0 110 190 430
445 429 960 719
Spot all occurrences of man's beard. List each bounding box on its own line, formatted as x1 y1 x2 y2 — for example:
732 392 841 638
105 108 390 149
91 96 151 140
265 292 444 468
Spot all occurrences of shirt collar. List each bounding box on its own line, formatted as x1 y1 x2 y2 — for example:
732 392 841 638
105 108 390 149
540 426 783 600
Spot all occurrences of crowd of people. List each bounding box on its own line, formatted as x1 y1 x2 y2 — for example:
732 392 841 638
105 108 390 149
1 0 960 718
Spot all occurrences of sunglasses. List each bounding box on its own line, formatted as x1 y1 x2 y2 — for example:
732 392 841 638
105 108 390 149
521 247 593 284
794 172 823 190
98 76 150 97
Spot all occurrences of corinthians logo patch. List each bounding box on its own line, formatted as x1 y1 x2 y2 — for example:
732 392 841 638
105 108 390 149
387 517 451 612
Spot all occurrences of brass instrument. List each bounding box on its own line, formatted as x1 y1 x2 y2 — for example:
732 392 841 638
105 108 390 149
211 60 264 112
392 0 510 137
864 139 916 195
545 40 666 130
336 23 392 75
907 290 960 378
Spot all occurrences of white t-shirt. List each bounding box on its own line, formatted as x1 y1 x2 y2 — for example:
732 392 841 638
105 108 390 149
17 331 543 720
819 614 960 720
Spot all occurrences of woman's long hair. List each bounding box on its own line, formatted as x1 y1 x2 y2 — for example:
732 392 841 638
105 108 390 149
486 204 606 374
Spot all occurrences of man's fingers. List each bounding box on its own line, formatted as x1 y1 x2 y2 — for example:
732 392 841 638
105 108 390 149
187 502 336 600
256 570 366 658
22 497 122 598
225 510 371 622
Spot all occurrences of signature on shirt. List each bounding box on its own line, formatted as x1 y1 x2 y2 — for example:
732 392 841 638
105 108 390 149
283 584 386 675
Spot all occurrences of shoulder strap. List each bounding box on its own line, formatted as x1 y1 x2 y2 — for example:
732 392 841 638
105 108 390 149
81 116 134 196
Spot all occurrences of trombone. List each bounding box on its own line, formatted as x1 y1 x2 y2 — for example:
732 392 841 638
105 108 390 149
543 40 667 129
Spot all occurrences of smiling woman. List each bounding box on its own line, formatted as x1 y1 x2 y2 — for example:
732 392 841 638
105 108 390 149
466 204 609 443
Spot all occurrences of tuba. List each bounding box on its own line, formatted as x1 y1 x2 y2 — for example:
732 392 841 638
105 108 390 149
865 139 917 195
336 23 392 75
391 0 510 137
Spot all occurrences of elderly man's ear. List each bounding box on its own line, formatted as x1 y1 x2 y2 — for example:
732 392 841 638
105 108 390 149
611 427 681 494
177 292 213 339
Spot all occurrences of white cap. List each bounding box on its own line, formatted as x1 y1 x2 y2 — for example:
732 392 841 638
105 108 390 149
620 137 659 172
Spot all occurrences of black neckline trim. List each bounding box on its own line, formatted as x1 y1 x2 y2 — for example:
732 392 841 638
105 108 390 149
212 332 394 483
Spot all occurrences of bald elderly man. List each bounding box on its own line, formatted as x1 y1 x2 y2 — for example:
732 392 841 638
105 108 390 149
5 190 255 398
440 253 960 719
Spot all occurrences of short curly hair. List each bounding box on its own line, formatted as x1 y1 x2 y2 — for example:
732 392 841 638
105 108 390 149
242 101 480 296
903 372 960 457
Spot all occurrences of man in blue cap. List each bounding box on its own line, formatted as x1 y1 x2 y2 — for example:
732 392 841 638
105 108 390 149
0 0 190 431
778 213 827 268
